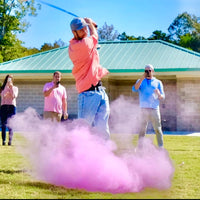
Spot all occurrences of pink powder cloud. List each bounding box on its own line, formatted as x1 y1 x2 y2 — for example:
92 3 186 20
9 99 174 194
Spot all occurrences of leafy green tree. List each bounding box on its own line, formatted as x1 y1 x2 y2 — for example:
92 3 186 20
0 32 25 61
118 32 135 40
0 51 3 62
118 12 200 52
22 47 39 57
40 43 53 52
53 39 66 48
0 0 40 62
190 33 200 52
118 32 146 40
179 33 193 50
168 12 200 52
39 39 66 52
136 36 146 40
148 30 170 41
179 33 200 52
168 12 200 41
0 0 40 41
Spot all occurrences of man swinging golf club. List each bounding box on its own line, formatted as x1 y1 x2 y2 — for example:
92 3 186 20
68 17 110 140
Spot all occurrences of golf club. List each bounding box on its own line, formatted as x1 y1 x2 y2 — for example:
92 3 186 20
34 0 100 48
37 0 78 17
36 0 98 28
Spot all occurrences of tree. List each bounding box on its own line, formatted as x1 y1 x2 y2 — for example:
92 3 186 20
179 33 193 50
118 12 200 53
148 30 170 41
0 32 26 61
98 22 119 41
118 32 146 40
40 39 66 52
0 0 40 62
0 51 3 62
168 12 200 41
0 0 40 41
22 47 39 57
179 33 200 52
52 39 67 48
168 12 200 52
40 43 53 52
118 32 135 40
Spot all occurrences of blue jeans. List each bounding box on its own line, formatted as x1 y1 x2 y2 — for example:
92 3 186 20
0 105 16 143
139 108 163 147
78 86 110 140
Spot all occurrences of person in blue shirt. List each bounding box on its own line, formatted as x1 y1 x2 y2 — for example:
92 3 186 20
132 64 165 148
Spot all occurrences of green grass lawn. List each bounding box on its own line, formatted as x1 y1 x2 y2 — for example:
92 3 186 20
0 133 199 199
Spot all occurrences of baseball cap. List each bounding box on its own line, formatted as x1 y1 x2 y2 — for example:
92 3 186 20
70 17 89 31
145 64 154 70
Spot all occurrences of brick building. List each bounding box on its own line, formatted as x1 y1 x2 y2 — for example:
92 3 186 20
0 40 200 132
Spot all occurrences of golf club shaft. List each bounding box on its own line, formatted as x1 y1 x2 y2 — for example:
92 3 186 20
36 0 98 28
37 0 79 17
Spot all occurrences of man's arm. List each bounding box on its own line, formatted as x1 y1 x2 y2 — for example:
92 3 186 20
8 84 18 98
134 74 146 90
43 84 57 97
62 98 68 120
84 18 98 39
155 81 165 100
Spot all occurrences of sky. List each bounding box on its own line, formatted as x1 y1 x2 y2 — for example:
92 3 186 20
17 0 200 49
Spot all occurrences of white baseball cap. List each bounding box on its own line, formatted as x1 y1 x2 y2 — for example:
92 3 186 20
145 64 154 70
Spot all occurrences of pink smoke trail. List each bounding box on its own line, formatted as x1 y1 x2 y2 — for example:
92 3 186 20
9 106 174 194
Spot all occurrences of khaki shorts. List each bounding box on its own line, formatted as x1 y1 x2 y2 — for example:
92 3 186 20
43 111 62 122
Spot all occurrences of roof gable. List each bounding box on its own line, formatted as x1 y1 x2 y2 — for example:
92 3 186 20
0 40 199 73
98 40 200 72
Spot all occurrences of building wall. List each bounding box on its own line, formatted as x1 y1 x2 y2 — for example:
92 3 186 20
106 78 177 132
106 77 200 132
17 81 44 115
158 78 177 131
15 79 78 119
12 76 200 132
176 78 200 131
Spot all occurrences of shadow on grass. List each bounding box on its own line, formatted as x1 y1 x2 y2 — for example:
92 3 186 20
22 181 91 195
0 169 28 174
0 177 90 197
0 172 173 198
26 181 100 199
0 168 92 196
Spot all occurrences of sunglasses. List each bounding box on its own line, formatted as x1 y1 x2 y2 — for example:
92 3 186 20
145 70 152 73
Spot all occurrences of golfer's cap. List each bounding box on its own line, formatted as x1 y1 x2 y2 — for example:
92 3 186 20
70 17 88 31
145 64 154 71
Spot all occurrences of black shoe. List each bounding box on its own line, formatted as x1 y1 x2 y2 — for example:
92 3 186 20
8 141 11 146
2 141 6 145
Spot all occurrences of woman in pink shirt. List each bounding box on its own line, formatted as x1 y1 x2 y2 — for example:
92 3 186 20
0 75 18 146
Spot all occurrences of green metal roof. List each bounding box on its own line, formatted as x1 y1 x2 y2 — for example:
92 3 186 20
0 40 200 73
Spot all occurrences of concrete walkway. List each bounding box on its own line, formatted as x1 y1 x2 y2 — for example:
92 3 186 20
185 132 200 136
163 131 200 136
146 131 200 136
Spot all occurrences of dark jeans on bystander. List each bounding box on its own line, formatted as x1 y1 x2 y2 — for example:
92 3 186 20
0 105 16 145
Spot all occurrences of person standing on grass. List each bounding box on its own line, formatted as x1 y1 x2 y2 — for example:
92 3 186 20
43 71 68 122
132 64 165 148
0 75 18 146
68 17 110 140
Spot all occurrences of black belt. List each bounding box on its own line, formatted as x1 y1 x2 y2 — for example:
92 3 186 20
85 81 102 92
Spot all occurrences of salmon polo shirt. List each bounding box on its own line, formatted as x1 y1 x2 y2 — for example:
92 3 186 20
43 82 67 114
68 35 109 93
